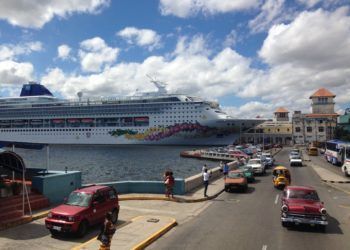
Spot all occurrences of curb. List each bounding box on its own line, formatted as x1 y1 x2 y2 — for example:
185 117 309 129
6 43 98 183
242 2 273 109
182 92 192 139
306 162 350 184
322 182 350 196
0 210 49 231
119 189 224 203
322 180 350 184
131 218 177 250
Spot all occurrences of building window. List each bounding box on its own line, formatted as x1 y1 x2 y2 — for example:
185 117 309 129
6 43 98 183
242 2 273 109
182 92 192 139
319 127 324 132
307 127 312 132
295 127 301 132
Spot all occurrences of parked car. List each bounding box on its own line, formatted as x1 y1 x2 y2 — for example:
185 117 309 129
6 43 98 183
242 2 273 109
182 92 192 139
238 165 255 183
224 170 248 192
281 186 328 230
247 158 265 175
45 185 119 237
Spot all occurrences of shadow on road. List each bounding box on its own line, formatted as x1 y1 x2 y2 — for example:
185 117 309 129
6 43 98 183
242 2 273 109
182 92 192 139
285 215 342 235
0 223 50 240
50 220 127 242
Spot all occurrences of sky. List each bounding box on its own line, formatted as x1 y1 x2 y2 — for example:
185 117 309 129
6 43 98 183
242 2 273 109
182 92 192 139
0 0 349 119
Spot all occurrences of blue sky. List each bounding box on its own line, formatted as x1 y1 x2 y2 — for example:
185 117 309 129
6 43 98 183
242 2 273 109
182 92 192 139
0 0 349 118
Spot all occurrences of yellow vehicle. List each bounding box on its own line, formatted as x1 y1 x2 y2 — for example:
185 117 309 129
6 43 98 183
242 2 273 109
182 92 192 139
272 166 291 189
308 147 318 156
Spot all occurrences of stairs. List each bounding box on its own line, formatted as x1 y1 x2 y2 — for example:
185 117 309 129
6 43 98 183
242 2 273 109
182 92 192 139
0 193 50 230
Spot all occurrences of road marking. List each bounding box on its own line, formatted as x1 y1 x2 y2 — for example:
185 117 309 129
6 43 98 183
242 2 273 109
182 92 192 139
275 194 279 204
262 245 267 250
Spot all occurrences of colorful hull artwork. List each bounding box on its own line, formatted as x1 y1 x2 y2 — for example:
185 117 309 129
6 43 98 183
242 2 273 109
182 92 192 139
108 122 239 141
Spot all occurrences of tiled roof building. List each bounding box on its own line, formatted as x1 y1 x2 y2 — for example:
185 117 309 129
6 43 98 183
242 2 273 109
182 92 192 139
292 88 338 145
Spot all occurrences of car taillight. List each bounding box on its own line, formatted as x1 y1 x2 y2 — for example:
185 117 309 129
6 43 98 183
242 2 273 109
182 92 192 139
281 205 288 212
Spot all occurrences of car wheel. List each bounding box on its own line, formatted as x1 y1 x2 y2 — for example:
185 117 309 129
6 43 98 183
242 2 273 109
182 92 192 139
77 220 88 237
111 208 119 224
49 229 60 237
281 221 290 227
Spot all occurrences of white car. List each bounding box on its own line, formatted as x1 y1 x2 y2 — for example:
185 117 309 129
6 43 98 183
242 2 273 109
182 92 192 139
290 157 303 166
247 158 265 175
341 161 350 177
289 151 301 161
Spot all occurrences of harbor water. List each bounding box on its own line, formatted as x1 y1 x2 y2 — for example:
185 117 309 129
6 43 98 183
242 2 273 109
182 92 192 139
13 145 217 184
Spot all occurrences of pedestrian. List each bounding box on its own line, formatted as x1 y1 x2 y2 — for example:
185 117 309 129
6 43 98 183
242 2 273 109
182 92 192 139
164 171 175 198
219 161 224 172
203 168 211 197
223 162 229 179
98 211 117 250
202 164 208 173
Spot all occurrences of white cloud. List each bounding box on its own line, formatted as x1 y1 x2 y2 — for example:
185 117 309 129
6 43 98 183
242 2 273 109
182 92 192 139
117 27 161 51
223 30 238 48
41 7 350 118
259 7 350 70
159 0 259 18
57 44 71 60
0 60 34 84
249 0 290 33
173 35 211 57
0 0 110 29
223 102 275 119
0 41 43 60
79 37 119 73
296 0 321 7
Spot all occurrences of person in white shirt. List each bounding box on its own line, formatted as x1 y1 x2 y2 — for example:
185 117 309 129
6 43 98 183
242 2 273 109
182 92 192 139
202 164 207 173
203 169 210 197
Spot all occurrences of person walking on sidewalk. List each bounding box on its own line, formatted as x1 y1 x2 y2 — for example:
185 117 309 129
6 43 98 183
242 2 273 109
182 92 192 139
223 162 229 179
203 169 211 197
164 171 175 198
202 164 208 173
98 211 117 250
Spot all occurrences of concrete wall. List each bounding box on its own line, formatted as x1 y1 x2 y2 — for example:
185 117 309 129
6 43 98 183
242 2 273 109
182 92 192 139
184 161 239 193
32 171 81 204
89 179 185 195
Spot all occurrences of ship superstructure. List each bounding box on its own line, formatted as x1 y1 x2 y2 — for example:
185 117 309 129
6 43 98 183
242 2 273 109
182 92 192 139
0 81 259 145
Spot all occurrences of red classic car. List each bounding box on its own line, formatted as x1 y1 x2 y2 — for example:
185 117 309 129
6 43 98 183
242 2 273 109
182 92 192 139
281 186 328 230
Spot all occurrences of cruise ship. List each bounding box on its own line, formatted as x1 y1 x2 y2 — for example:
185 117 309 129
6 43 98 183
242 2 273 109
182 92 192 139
0 81 261 146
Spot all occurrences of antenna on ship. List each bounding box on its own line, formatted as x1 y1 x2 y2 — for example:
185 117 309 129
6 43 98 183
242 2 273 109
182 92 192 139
77 91 83 103
146 74 167 94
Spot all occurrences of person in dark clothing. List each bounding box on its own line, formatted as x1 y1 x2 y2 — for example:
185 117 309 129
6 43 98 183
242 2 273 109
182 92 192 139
203 169 210 197
98 211 117 250
164 171 175 198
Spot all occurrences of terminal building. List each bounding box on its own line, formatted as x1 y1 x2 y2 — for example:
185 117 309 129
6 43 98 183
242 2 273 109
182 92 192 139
242 107 293 145
292 88 338 145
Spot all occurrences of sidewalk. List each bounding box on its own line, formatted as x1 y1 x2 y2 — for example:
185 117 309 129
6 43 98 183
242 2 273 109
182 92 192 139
71 175 226 250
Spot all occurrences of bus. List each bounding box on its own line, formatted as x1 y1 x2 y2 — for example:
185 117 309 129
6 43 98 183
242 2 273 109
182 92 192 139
341 145 350 176
325 140 350 166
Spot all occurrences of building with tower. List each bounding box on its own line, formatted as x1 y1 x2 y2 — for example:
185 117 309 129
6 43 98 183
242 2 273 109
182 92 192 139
292 88 338 145
242 107 293 145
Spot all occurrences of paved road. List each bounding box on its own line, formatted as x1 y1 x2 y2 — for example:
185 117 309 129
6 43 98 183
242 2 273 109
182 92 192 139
149 148 350 250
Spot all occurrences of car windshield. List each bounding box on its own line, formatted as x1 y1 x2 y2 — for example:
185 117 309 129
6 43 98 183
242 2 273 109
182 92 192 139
240 166 252 171
290 154 300 159
248 159 260 164
65 192 92 207
228 172 243 178
285 189 319 201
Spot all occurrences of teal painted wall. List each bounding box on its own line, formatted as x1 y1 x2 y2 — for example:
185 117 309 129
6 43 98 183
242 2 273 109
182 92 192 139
32 171 81 204
84 179 185 195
